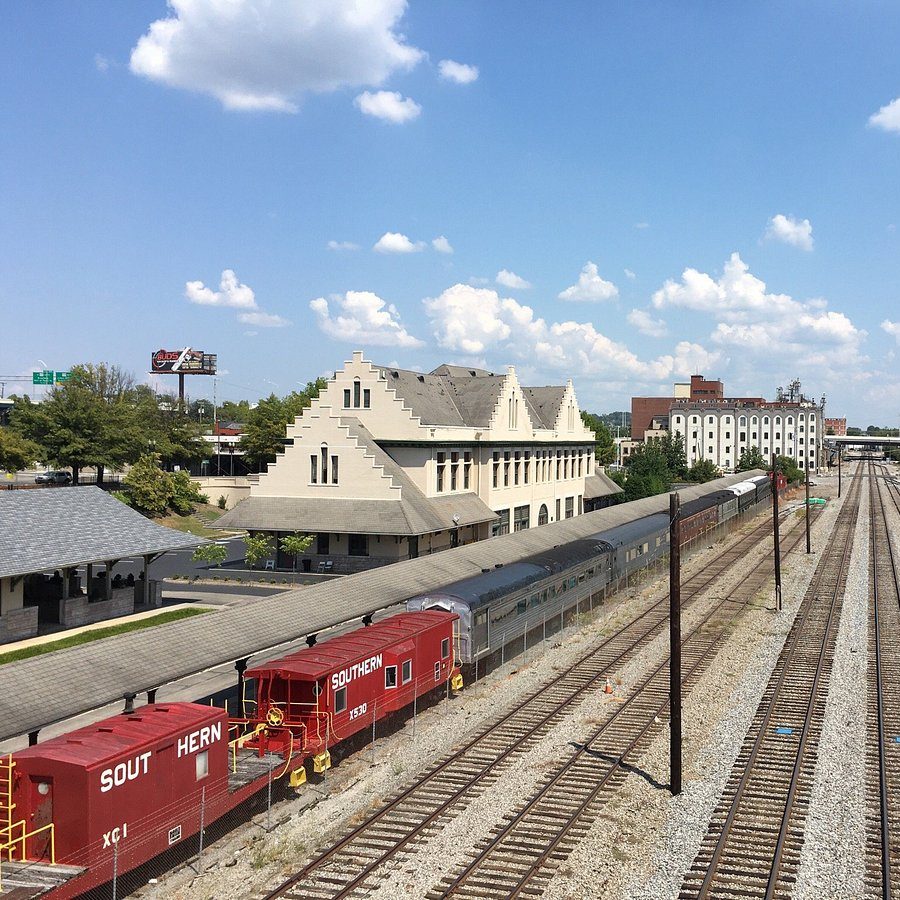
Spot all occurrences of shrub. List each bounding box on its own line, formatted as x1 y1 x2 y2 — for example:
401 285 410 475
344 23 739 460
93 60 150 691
218 494 227 510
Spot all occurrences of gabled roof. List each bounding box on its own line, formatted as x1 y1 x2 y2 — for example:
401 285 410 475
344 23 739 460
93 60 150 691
0 487 204 579
217 419 498 536
443 376 506 427
378 366 467 426
522 386 567 429
430 364 494 378
584 467 624 500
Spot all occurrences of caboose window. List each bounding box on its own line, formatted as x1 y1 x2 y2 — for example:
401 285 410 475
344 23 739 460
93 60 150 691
334 687 347 713
196 750 209 781
385 666 398 688
402 660 412 684
441 638 450 658
434 662 441 682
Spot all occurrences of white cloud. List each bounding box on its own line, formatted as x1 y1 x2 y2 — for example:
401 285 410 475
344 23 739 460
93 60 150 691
765 213 814 251
882 320 900 343
355 90 421 123
310 291 423 347
423 282 719 381
327 240 359 251
432 235 454 254
634 222 650 229
624 268 636 280
185 269 257 308
869 97 900 133
438 59 479 84
652 252 866 367
238 311 290 328
628 309 668 338
130 0 423 113
557 261 618 302
496 269 532 290
94 54 110 73
373 231 426 253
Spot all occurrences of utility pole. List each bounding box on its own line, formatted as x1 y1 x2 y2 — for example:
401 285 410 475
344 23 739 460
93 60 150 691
669 491 682 796
772 454 782 612
838 444 842 498
805 461 811 553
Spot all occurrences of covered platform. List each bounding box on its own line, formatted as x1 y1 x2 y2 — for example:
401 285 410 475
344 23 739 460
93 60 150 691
0 472 759 744
0 487 204 644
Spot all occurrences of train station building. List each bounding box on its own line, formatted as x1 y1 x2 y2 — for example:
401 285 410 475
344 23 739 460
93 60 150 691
218 351 619 573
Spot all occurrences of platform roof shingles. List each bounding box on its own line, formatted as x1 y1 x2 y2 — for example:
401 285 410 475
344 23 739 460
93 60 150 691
583 469 625 500
0 487 204 580
0 472 760 742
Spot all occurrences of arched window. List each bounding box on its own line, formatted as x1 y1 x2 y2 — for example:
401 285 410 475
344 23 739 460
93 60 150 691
353 379 361 408
538 504 549 526
320 444 328 484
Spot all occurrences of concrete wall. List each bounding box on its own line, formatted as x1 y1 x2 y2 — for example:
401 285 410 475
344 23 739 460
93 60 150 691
191 476 251 510
0 606 38 643
61 589 134 628
0 575 24 615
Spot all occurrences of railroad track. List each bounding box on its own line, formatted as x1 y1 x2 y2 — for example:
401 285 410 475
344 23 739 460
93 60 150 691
259 501 813 900
865 459 900 899
680 463 863 900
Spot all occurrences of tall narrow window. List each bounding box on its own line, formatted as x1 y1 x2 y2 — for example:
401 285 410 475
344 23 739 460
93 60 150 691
436 452 446 492
353 380 361 408
321 446 328 484
464 451 471 489
310 455 318 484
363 389 371 409
343 389 351 408
331 456 339 485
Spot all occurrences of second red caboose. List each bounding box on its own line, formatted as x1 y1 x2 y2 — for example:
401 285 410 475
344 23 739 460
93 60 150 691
242 610 459 772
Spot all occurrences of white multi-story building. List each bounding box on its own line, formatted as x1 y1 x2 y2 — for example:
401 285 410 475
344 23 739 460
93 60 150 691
219 352 619 572
669 402 823 472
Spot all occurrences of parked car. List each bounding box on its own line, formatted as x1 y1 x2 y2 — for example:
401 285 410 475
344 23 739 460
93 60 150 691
34 470 72 484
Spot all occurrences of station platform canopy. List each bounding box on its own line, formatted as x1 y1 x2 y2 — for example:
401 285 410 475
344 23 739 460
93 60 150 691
0 472 759 743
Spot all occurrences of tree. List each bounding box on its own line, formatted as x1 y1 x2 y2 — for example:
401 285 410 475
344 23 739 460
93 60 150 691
622 442 671 501
775 455 804 483
737 445 767 472
169 469 207 515
658 432 688 481
0 429 39 472
193 544 227 567
11 364 145 483
124 455 174 516
217 399 252 424
580 412 616 466
686 458 720 483
240 379 328 470
279 533 314 573
243 534 274 570
134 386 205 469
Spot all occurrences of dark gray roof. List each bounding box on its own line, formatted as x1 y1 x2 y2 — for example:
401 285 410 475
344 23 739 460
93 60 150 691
217 419 497 536
522 387 566 429
0 487 204 579
443 376 506 427
0 472 761 742
584 468 624 499
430 364 494 378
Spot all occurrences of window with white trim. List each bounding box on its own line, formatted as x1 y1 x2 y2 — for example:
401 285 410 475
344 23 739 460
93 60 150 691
402 659 412 684
334 686 347 713
385 665 397 688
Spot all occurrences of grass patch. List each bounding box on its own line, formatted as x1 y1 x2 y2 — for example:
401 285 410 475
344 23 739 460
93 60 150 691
0 607 210 666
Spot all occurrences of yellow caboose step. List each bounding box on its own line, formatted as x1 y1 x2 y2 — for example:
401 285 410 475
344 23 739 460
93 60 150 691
312 751 331 773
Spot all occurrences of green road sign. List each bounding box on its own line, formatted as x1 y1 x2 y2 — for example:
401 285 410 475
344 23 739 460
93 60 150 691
55 371 71 382
32 370 53 385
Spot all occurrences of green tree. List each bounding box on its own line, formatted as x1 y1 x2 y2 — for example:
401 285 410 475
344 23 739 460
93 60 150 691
124 455 174 516
658 432 688 480
622 442 671 501
169 469 207 515
580 412 616 466
134 387 205 468
240 379 328 470
775 455 804 483
737 445 767 472
686 458 720 483
217 399 252 424
243 533 274 570
279 533 315 573
0 429 39 472
193 543 227 567
11 364 145 483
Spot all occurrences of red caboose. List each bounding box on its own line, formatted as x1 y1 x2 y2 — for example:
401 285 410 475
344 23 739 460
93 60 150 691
243 610 458 770
5 703 227 887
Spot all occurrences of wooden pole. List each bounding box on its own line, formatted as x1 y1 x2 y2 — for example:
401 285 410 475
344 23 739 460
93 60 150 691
838 444 842 498
772 455 783 612
805 462 811 554
669 492 682 796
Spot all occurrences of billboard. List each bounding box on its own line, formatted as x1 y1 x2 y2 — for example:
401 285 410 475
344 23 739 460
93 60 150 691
150 348 217 375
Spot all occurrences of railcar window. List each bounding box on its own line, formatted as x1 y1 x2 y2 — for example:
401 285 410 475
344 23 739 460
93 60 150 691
587 567 595 577
434 662 441 682
529 594 540 608
517 598 527 614
402 660 412 684
578 573 585 584
441 638 450 658
568 576 576 589
561 580 568 593
335 687 347 713
385 666 398 689
541 589 549 603
196 750 209 781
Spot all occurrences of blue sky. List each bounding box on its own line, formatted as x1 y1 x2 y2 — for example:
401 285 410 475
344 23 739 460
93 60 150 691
2 2 900 425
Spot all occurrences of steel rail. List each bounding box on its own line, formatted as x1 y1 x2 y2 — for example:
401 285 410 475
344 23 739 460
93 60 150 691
689 463 863 899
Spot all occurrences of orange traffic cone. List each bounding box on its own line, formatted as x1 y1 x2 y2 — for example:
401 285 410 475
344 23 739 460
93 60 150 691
603 678 614 694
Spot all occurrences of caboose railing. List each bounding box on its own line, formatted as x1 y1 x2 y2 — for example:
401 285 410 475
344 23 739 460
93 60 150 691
0 821 56 890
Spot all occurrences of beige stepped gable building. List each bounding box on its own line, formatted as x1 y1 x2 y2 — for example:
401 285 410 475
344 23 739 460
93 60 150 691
218 351 620 574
